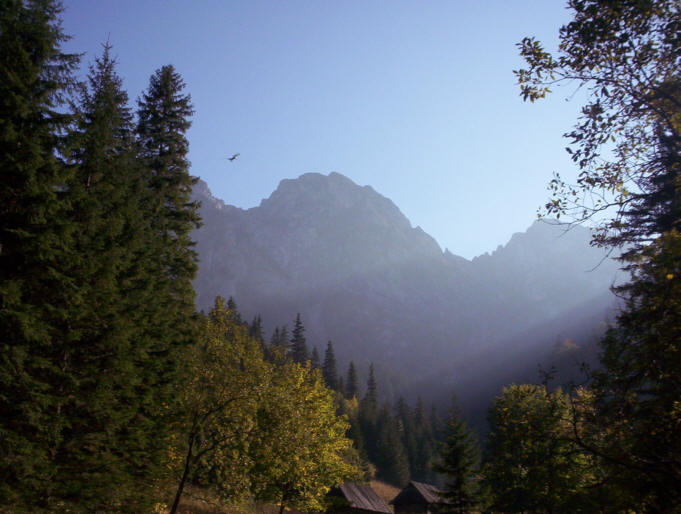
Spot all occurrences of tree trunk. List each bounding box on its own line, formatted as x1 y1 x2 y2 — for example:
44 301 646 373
169 435 195 514
278 491 287 514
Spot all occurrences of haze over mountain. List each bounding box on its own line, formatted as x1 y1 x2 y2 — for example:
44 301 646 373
193 172 620 405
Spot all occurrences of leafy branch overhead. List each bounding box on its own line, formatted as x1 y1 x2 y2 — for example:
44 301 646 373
516 0 680 251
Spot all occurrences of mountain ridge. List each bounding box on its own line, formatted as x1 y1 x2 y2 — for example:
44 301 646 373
192 172 620 405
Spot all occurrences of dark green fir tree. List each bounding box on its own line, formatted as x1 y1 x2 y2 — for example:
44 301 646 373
345 361 359 400
55 44 162 510
134 63 201 500
358 364 380 465
310 346 321 369
136 63 200 351
289 313 309 364
337 376 346 398
226 296 242 324
249 315 265 348
322 341 338 390
0 0 78 509
365 363 378 407
434 402 482 514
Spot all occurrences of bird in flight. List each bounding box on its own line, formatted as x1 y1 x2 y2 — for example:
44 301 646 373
228 153 240 162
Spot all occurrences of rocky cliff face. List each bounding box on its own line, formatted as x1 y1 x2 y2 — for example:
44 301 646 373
192 172 620 400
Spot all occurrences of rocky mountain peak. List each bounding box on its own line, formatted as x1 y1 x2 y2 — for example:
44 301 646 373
257 172 412 233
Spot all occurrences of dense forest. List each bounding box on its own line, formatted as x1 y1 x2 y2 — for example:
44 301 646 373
1 0 680 512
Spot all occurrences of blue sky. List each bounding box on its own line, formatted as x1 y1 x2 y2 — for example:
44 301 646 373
61 1 583 259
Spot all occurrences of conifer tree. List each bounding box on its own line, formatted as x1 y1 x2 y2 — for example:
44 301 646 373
0 0 79 508
374 404 410 486
52 44 163 510
358 364 380 466
289 313 309 364
264 326 279 362
346 361 359 400
337 376 346 398
278 325 290 348
134 64 201 488
395 397 419 479
136 63 199 353
249 315 264 347
270 326 281 347
267 325 290 363
227 297 242 324
310 346 321 369
322 341 339 390
365 363 378 407
434 402 482 514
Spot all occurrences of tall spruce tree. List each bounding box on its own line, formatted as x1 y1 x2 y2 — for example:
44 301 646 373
52 44 163 510
136 63 199 348
0 0 79 508
227 296 242 324
135 64 201 484
434 402 482 514
358 364 379 467
322 341 338 390
345 361 359 400
310 346 321 369
289 313 309 364
365 363 377 407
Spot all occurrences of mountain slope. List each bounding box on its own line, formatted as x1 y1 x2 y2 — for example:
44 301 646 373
192 172 620 403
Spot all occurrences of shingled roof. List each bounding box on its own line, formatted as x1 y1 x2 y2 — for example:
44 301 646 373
391 481 443 506
331 483 393 513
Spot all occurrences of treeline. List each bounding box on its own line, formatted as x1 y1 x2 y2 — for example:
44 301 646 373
261 314 445 488
0 2 360 512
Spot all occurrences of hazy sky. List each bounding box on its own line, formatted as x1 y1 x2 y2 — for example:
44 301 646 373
61 1 585 259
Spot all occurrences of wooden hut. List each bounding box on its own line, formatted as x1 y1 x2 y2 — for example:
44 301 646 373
326 483 393 514
390 481 444 514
